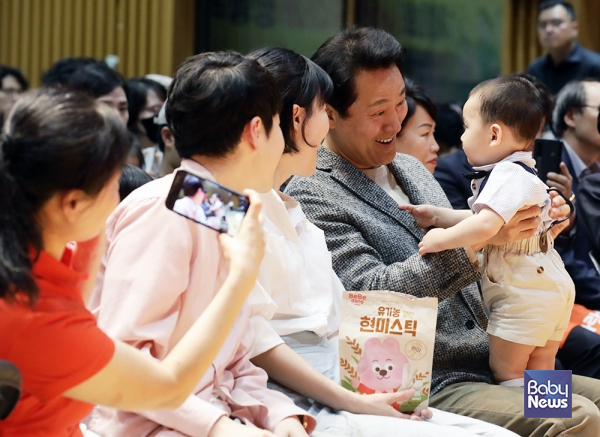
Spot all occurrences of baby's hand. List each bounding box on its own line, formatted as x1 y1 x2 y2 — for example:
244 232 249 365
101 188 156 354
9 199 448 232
418 228 447 255
399 204 438 228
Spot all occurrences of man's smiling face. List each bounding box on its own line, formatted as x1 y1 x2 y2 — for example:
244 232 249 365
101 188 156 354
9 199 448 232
328 66 407 169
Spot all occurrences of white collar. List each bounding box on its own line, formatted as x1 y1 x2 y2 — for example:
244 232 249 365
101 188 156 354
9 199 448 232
472 151 536 171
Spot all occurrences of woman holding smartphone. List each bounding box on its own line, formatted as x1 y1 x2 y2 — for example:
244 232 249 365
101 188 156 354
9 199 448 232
246 47 520 437
0 88 265 437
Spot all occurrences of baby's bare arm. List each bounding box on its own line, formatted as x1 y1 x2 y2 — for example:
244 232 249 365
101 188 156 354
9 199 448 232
434 208 473 229
419 207 504 255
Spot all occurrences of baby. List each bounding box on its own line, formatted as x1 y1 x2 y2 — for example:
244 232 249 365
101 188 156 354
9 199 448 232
401 76 575 387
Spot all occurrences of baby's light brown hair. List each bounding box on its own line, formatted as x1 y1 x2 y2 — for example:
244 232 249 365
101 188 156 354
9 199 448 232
470 76 545 145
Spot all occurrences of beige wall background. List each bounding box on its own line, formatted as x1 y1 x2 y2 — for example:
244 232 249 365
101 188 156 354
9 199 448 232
502 0 600 75
3 1 600 87
0 0 195 87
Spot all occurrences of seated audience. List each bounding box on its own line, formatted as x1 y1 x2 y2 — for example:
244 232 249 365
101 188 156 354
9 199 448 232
0 88 266 436
119 164 152 201
394 80 439 173
87 52 315 437
286 26 600 436
125 77 167 177
248 46 518 437
67 62 129 125
0 65 28 126
551 79 600 309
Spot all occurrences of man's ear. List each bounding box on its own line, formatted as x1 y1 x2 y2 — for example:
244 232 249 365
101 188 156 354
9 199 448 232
564 108 577 129
326 104 337 129
161 126 175 149
241 116 263 151
572 21 579 38
489 123 503 147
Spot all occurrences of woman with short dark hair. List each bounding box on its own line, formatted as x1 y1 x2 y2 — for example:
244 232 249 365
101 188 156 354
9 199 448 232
395 80 440 173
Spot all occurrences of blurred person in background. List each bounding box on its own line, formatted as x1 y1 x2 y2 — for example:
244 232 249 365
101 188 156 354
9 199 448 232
528 0 600 94
395 80 439 173
433 103 472 210
67 62 129 125
434 102 463 157
119 164 153 201
551 79 600 309
125 77 167 177
41 57 97 87
155 102 182 177
0 65 28 126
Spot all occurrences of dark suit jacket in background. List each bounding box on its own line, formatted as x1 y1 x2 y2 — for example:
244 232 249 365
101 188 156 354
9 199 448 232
527 43 600 95
286 148 494 395
433 149 473 210
578 173 600 266
555 149 600 310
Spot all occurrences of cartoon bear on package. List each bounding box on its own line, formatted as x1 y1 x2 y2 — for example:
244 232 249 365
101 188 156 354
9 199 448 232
351 337 410 394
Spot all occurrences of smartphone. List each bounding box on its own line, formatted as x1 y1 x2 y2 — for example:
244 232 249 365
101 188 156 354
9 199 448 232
165 170 249 236
533 139 563 182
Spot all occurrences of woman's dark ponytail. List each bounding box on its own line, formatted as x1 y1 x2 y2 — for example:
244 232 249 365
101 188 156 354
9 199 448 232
0 133 40 304
0 88 131 304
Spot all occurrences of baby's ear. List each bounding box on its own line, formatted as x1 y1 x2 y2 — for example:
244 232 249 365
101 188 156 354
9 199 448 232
489 123 503 148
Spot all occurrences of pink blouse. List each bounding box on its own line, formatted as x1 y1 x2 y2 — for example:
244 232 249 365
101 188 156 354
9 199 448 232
86 159 315 437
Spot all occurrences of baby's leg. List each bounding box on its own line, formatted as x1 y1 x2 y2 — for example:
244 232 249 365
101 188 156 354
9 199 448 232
488 334 535 383
526 340 560 371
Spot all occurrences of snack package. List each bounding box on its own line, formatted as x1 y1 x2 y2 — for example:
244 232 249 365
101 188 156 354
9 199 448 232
339 290 438 413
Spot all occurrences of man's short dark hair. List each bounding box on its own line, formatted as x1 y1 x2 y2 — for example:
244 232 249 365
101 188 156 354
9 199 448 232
470 76 545 144
311 26 405 118
539 1 575 21
182 175 204 197
0 66 29 91
166 52 281 159
552 80 598 137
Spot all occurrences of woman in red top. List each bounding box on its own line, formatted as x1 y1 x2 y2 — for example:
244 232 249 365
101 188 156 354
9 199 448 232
0 88 267 436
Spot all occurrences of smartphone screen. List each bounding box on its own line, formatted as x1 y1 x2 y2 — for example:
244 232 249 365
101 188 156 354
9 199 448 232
533 139 563 182
165 170 249 236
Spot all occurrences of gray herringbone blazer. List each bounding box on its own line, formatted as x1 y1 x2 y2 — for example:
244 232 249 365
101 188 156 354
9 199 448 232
286 147 495 395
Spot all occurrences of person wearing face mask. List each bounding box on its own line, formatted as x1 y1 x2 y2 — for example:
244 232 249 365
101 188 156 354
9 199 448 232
125 78 167 178
394 80 439 174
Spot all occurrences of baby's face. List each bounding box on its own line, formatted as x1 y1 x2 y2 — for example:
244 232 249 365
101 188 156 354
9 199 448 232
461 94 491 167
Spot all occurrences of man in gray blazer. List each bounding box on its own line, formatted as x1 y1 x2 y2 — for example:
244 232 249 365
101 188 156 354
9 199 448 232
287 26 600 436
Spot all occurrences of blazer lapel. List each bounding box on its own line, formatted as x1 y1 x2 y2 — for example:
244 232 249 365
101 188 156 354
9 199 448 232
322 149 424 241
